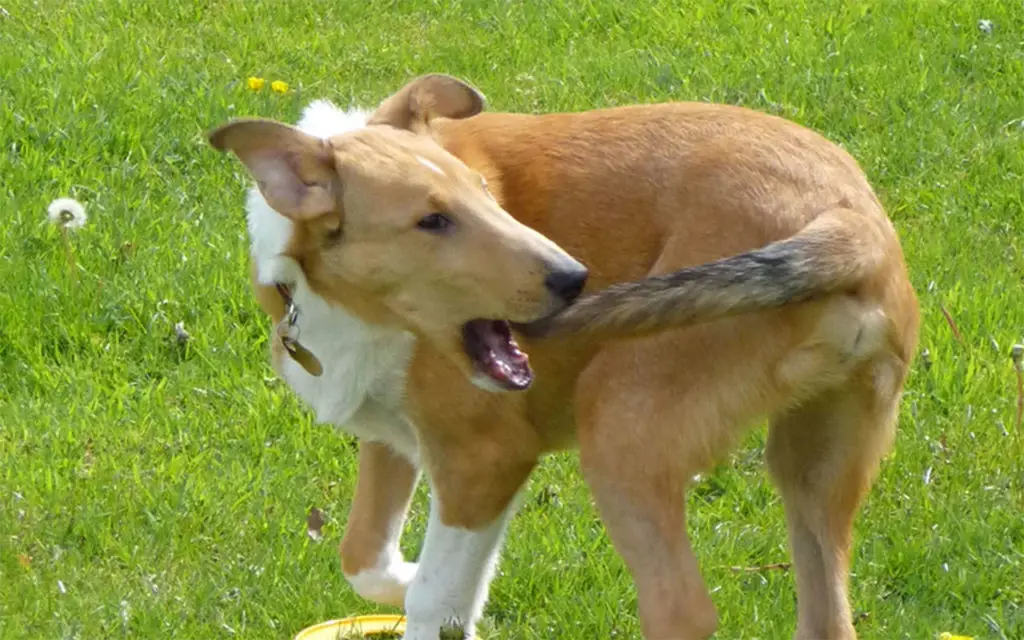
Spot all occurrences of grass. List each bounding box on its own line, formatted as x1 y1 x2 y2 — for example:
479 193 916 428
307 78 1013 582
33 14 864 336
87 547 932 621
1 0 1022 638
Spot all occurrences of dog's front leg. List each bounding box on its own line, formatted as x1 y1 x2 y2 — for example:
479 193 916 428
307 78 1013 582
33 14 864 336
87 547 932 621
339 439 420 607
402 452 534 640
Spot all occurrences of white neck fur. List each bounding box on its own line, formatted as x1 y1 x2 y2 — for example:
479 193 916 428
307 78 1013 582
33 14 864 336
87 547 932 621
244 100 417 460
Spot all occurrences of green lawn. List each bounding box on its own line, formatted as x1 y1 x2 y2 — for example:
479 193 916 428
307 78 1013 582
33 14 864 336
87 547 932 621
1 0 1022 638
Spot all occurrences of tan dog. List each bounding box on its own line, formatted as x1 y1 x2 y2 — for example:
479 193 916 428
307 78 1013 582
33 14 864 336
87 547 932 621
208 74 919 640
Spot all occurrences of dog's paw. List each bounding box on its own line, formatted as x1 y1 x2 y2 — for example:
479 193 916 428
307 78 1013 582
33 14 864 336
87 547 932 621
345 560 418 607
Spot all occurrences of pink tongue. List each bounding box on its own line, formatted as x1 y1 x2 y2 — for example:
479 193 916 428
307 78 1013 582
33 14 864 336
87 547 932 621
481 325 530 386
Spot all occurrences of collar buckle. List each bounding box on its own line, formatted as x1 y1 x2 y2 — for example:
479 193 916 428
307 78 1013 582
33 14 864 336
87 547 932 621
274 283 323 377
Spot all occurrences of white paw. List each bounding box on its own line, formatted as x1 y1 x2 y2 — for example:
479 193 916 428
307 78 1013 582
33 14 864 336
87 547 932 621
345 560 418 607
403 617 474 640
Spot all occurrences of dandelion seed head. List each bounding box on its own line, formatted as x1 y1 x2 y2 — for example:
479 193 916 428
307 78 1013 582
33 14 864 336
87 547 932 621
174 321 191 345
47 197 87 231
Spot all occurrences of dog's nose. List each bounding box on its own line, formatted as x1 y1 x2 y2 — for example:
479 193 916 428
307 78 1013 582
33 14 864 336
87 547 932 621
545 265 589 304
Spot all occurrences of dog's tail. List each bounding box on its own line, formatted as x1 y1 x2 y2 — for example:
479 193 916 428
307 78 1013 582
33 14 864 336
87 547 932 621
521 207 890 339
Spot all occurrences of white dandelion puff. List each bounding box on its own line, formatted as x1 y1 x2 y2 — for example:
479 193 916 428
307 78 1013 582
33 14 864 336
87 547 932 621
978 19 993 34
174 321 191 345
47 197 88 231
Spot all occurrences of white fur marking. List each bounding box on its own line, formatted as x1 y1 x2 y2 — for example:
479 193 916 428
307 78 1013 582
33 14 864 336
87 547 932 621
403 495 520 639
245 99 418 461
346 550 418 607
417 155 445 176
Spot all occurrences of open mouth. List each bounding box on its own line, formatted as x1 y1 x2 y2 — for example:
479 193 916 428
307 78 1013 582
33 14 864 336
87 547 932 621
461 319 533 391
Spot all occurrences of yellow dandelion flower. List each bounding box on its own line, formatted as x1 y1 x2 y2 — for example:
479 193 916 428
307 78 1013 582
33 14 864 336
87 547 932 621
247 76 265 91
939 633 974 640
271 80 289 94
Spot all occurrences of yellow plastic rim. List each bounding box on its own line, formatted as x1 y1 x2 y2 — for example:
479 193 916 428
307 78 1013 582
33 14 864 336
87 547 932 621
294 614 407 639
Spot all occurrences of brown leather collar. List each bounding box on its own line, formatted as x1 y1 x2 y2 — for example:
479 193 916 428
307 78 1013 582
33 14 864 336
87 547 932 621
274 283 323 377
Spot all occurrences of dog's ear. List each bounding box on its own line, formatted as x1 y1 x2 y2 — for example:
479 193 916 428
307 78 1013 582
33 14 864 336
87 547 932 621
369 74 485 132
208 118 338 220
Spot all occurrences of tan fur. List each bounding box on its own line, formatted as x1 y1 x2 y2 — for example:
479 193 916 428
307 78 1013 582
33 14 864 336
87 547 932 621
214 75 919 640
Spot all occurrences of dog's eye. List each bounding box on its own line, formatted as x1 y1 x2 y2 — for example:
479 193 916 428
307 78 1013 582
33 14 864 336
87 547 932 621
416 212 455 234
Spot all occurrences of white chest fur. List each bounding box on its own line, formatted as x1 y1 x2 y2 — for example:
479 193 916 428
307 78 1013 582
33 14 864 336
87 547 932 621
245 100 418 462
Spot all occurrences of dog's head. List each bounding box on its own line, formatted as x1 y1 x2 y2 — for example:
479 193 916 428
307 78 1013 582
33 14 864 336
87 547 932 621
209 74 586 392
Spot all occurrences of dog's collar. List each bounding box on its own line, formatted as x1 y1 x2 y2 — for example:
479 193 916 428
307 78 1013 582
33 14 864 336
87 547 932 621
275 282 324 377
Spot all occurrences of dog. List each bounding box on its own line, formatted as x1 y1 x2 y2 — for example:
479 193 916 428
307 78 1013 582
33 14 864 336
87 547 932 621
208 74 919 640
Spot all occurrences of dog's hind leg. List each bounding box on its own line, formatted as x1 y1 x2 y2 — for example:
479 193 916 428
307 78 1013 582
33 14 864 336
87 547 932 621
766 368 904 640
573 307 828 639
340 440 420 607
578 433 718 640
573 322 777 639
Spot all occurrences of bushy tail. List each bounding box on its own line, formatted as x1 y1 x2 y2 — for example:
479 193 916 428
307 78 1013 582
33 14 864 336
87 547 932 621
521 208 888 339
